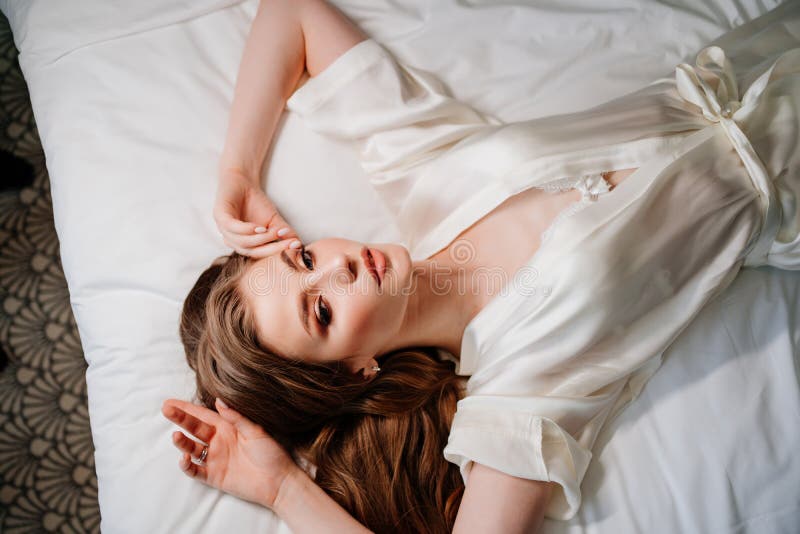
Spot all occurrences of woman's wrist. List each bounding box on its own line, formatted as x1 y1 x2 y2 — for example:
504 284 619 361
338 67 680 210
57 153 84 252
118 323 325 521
270 465 307 515
270 466 372 533
218 165 260 186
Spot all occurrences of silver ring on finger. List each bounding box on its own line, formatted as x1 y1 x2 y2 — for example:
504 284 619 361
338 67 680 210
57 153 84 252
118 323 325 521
195 445 208 465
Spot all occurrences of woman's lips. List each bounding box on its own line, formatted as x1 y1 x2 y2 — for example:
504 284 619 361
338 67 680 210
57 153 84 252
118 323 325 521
370 247 386 285
360 246 386 287
361 246 379 286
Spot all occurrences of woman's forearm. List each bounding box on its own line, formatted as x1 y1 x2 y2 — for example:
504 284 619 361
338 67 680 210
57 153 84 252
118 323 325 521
218 0 368 182
218 0 305 180
271 468 373 534
452 462 555 534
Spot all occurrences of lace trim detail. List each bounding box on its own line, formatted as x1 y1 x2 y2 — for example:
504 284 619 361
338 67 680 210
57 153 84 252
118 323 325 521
534 176 584 194
533 172 612 201
536 172 613 244
576 172 611 201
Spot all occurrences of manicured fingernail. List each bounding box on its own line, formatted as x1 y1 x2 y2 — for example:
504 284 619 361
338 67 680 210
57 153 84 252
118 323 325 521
215 397 228 410
255 226 267 233
277 228 289 237
289 239 301 249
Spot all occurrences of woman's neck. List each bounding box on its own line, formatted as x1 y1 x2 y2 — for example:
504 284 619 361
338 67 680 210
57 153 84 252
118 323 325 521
378 256 478 358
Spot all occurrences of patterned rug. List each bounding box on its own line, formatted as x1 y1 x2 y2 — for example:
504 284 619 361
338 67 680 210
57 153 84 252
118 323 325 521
0 13 101 533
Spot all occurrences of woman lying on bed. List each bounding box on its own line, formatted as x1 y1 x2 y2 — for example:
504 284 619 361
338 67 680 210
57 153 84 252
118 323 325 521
161 0 800 532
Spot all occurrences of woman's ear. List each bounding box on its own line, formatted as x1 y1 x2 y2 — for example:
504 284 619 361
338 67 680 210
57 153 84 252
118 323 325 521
351 357 381 380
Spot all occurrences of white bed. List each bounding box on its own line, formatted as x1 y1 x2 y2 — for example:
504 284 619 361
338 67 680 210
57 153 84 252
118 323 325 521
1 0 798 532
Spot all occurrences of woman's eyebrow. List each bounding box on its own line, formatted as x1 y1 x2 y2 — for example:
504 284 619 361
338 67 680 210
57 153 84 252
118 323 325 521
280 250 313 338
280 250 298 273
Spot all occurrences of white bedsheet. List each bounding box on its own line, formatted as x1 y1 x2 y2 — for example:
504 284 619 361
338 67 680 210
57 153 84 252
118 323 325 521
1 0 797 532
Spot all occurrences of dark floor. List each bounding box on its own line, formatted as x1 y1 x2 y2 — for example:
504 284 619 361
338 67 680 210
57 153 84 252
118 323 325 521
0 12 101 533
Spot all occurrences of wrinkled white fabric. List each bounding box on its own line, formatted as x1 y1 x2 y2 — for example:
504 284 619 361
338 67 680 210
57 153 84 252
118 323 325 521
286 8 800 520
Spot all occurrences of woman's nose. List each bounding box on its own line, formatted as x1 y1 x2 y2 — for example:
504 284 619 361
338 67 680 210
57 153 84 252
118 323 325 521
325 253 357 285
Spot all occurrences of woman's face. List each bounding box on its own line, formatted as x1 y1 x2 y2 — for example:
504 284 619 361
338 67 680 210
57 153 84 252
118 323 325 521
239 238 413 369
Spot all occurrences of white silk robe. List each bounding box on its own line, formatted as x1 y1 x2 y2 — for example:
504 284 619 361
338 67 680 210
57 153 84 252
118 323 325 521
286 4 800 519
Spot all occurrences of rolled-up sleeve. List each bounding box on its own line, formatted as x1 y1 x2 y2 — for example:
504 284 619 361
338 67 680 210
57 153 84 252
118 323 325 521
443 398 592 520
441 377 639 521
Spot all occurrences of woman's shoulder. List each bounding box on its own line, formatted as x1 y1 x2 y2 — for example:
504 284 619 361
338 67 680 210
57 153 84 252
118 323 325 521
433 347 457 363
434 348 470 381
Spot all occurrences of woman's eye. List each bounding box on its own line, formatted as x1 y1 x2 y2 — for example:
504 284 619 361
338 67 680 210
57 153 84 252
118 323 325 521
301 247 314 270
316 298 331 327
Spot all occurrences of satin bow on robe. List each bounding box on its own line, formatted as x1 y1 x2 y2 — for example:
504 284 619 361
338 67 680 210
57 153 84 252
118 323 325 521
675 45 788 267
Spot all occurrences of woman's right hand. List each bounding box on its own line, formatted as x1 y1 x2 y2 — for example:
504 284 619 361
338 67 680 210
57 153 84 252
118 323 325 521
213 167 302 258
162 397 301 510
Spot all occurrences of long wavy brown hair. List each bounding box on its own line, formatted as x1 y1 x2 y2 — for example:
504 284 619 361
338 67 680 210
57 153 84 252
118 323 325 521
179 252 467 533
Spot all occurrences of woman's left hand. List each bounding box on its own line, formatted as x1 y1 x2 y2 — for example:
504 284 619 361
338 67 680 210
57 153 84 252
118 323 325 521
214 167 302 258
161 397 300 510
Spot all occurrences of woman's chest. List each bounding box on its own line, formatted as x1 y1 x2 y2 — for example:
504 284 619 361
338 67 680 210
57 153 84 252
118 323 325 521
428 184 580 313
430 168 636 309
